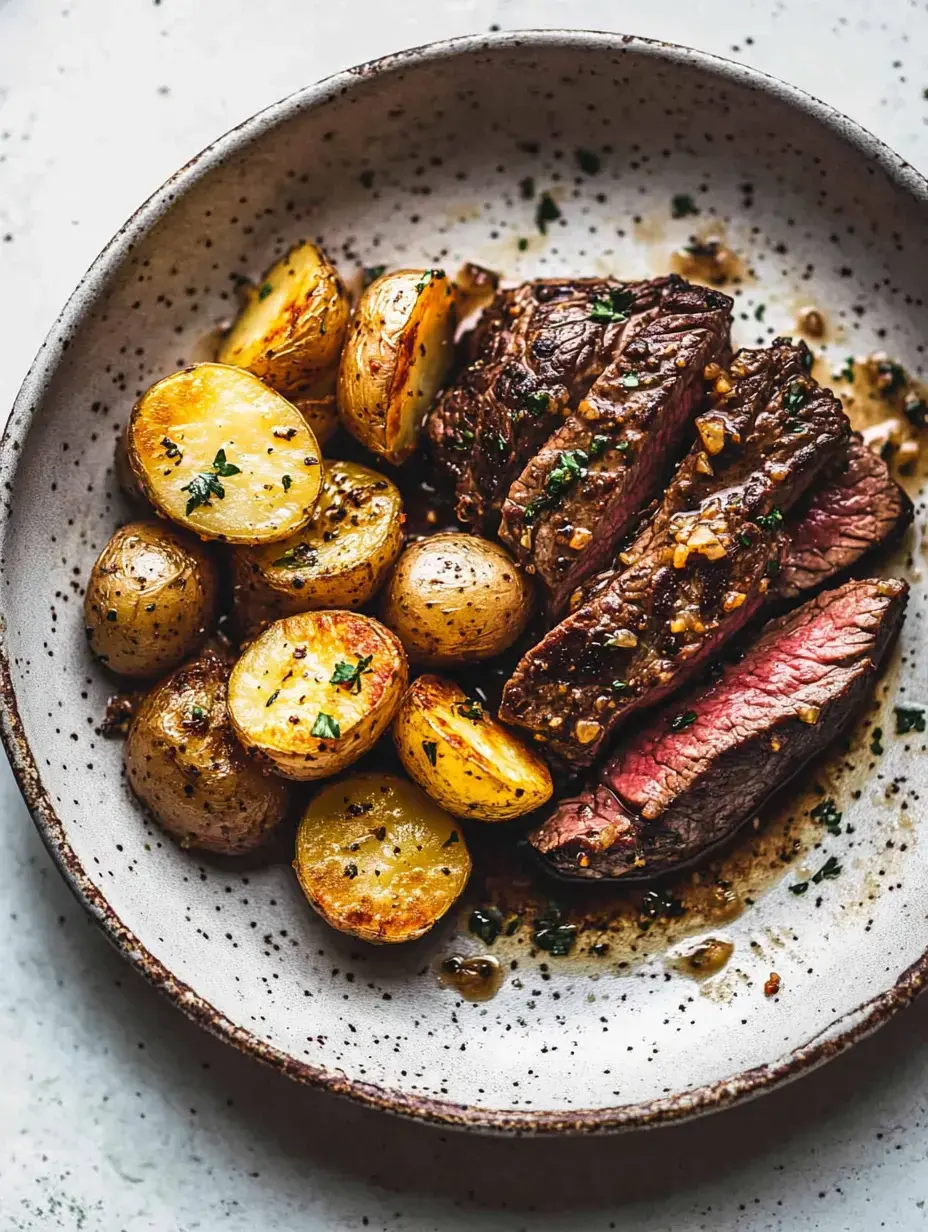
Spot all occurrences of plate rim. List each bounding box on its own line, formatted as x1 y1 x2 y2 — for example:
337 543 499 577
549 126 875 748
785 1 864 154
2 27 927 1136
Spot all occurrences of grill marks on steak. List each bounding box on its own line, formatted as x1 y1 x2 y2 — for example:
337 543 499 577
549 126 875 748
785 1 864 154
529 578 907 880
426 276 674 530
499 282 733 614
777 433 913 599
499 339 851 766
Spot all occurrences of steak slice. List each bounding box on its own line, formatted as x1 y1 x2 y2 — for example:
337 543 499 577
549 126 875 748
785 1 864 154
499 281 733 614
777 433 913 599
426 276 675 530
529 577 907 881
499 339 851 766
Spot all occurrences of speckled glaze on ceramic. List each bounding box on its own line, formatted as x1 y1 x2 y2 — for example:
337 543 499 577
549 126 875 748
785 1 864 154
2 31 927 1134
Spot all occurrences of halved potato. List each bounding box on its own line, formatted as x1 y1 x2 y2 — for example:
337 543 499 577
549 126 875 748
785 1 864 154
227 610 407 780
217 241 350 396
84 520 219 678
393 675 553 821
127 363 322 543
230 459 404 637
124 649 291 855
291 392 340 446
294 772 471 943
380 532 534 664
337 268 456 464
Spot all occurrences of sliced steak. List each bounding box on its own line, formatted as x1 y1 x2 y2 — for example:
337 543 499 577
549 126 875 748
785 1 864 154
426 276 675 530
777 433 913 599
529 577 907 880
499 281 733 614
499 339 851 766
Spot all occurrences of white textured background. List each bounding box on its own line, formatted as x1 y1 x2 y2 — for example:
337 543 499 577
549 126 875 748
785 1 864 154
2 1 928 1228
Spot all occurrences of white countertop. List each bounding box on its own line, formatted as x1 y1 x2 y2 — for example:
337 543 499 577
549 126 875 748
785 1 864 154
2 1 928 1228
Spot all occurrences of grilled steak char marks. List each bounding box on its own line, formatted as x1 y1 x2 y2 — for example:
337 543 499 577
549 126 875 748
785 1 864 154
499 339 851 766
426 276 674 531
530 578 908 880
500 282 733 614
777 433 913 599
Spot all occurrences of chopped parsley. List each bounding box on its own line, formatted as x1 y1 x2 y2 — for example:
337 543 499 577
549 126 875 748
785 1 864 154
738 531 753 547
575 148 601 174
784 381 807 412
754 303 766 322
362 264 386 287
330 654 374 694
531 903 577 956
258 281 273 301
181 448 241 515
161 436 182 459
611 680 629 693
589 287 634 324
524 389 551 415
755 508 784 531
810 797 843 835
470 905 504 945
455 699 485 722
422 740 438 766
621 372 640 389
535 192 561 234
415 268 446 293
837 356 856 382
519 176 535 199
311 712 340 739
546 448 588 497
874 358 907 399
589 434 611 458
265 689 280 707
895 706 926 735
791 854 843 896
669 710 698 732
671 193 699 218
272 543 318 569
638 886 687 930
903 391 928 428
282 474 292 491
190 705 206 722
517 237 529 252
442 830 460 848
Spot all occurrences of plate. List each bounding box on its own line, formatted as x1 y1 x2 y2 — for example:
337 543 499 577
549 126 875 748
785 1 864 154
2 30 927 1134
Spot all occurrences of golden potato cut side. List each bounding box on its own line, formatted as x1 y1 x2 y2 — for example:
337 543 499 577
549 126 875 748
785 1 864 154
294 772 471 943
393 675 553 821
217 241 350 395
84 520 219 678
228 610 408 780
230 459 404 637
337 268 456 464
124 650 291 855
380 532 534 664
128 363 322 543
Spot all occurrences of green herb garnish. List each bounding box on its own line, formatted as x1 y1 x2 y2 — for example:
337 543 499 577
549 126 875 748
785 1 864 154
517 237 529 252
575 149 601 174
622 372 640 389
895 706 926 735
589 434 610 458
754 303 766 322
265 690 280 707
330 654 374 694
738 531 753 547
311 713 340 739
415 268 446 294
784 381 807 412
535 192 561 234
524 390 551 415
589 287 634 324
190 705 206 722
531 903 577 956
756 508 784 531
181 448 242 515
258 282 273 301
671 193 699 218
812 855 842 883
282 474 292 491
836 356 856 382
810 797 843 835
669 710 698 732
470 905 504 945
546 448 588 497
362 264 386 287
456 699 485 722
422 741 438 766
272 543 318 569
161 436 182 459
442 830 460 848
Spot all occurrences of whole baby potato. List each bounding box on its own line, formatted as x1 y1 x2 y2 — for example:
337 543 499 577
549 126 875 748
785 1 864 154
84 520 219 678
124 649 291 854
380 532 534 665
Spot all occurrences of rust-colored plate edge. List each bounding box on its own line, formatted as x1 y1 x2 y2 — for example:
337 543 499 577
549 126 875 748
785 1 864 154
2 29 928 1136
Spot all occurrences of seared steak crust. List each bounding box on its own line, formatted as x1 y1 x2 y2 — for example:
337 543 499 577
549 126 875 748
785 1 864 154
499 339 851 766
529 578 907 880
426 276 675 530
777 433 913 599
500 282 733 613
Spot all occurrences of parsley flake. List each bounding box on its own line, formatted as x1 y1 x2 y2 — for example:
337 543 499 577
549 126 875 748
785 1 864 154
575 148 601 175
535 192 562 234
362 264 386 287
272 543 318 569
258 282 273 301
161 436 182 460
422 740 438 766
181 446 243 514
895 706 926 735
330 654 374 694
810 797 843 835
669 710 698 732
455 699 484 722
311 713 340 740
531 903 577 956
671 193 699 218
282 474 292 491
756 508 784 531
415 268 446 294
784 381 807 412
622 372 640 389
590 287 635 323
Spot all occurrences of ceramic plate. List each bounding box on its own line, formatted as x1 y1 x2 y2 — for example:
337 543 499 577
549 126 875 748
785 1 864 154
2 31 927 1133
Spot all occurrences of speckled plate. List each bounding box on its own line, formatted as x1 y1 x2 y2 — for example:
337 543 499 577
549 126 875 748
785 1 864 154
2 30 927 1134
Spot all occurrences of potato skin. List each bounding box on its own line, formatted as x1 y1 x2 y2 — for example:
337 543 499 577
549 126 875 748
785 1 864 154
290 392 340 446
294 772 471 943
124 650 290 854
381 532 534 665
84 520 219 678
217 241 350 396
128 363 322 544
337 268 456 465
230 459 404 637
393 675 553 821
227 610 408 780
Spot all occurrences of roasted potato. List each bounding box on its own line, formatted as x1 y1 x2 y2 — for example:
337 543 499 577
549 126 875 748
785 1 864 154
228 610 407 780
124 650 291 854
114 429 150 507
337 268 456 464
127 363 322 543
393 675 552 820
84 520 219 678
294 772 471 943
380 532 534 664
217 241 350 396
230 459 404 637
291 392 339 447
